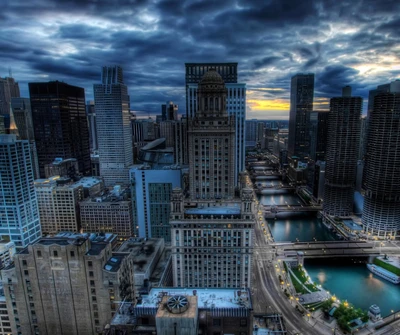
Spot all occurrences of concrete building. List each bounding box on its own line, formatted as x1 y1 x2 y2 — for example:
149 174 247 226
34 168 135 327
1 232 135 335
35 176 103 235
29 81 91 177
288 74 314 161
0 286 12 335
0 241 16 269
0 135 41 249
94 66 133 186
362 86 400 238
185 63 246 186
80 186 134 241
105 287 253 335
0 76 20 116
171 70 255 289
323 87 362 217
130 164 181 241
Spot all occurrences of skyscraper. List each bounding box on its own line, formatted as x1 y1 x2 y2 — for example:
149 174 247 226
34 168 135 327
94 66 133 186
0 135 41 249
323 87 362 217
362 88 400 238
0 76 20 116
29 81 91 177
288 74 314 161
161 101 178 121
171 70 255 288
185 63 246 186
86 100 98 152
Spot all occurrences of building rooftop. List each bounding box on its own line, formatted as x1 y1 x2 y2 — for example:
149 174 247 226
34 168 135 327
104 254 126 272
35 176 102 189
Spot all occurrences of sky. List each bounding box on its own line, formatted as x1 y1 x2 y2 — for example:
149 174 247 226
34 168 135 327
1 0 400 119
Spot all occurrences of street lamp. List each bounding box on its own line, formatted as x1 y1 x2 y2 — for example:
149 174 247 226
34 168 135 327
392 310 395 320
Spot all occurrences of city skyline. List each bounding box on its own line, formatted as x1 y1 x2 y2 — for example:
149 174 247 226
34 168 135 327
1 0 399 119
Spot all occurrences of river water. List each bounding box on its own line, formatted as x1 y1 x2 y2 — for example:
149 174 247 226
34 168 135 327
258 188 400 316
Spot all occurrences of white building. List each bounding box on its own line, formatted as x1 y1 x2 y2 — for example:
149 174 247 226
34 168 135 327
0 135 41 249
94 66 133 186
187 83 246 186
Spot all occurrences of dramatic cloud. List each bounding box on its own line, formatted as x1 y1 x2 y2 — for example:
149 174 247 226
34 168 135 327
1 0 399 119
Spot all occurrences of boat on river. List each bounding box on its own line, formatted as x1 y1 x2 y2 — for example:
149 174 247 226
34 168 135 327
367 264 400 284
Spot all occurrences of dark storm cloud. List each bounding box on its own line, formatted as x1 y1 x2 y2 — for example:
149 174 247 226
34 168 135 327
0 0 399 117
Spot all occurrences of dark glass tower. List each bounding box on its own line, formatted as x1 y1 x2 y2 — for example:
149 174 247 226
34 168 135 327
362 91 400 238
288 74 314 161
29 81 91 177
323 88 362 217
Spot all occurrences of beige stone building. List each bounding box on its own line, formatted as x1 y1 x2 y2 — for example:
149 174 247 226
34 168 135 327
1 232 135 335
170 70 255 289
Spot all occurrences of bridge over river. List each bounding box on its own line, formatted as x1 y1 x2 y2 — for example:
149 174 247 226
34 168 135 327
261 204 322 213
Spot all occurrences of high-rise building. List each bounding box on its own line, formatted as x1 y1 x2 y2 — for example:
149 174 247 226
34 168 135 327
1 232 135 335
94 66 133 186
130 165 181 242
0 135 41 249
29 81 91 177
80 186 134 240
245 119 258 145
309 110 329 162
362 87 400 238
288 74 314 161
0 76 20 116
185 63 246 186
161 101 178 121
171 70 255 288
11 97 40 179
323 87 362 217
86 100 98 152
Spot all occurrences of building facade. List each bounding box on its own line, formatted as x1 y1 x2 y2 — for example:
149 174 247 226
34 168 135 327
0 77 20 116
94 66 133 186
1 232 135 335
185 63 245 186
0 135 41 249
362 90 400 238
323 88 362 217
29 81 91 177
171 70 255 289
86 100 98 152
288 74 314 161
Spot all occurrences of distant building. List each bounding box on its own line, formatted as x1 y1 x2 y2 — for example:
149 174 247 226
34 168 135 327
34 176 103 235
288 74 314 161
80 186 134 241
86 100 98 152
0 76 20 116
94 66 133 186
363 84 400 238
29 81 91 177
1 232 135 335
323 87 362 217
0 135 41 249
309 110 329 162
130 164 181 241
0 241 16 269
161 101 178 121
44 157 79 178
105 287 253 335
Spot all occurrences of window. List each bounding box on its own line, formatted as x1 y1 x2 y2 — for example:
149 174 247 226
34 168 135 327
89 271 94 277
24 270 29 276
213 318 221 326
240 318 247 327
36 250 42 258
22 260 27 266
53 250 58 257
88 261 93 267
70 251 75 257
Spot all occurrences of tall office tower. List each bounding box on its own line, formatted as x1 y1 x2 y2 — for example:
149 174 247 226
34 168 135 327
80 186 134 240
94 66 133 186
245 119 258 145
11 97 40 179
323 87 362 217
174 117 188 165
309 111 329 162
171 70 255 288
86 100 98 152
362 89 400 238
29 81 91 177
185 63 245 186
358 116 368 160
288 74 314 161
1 232 135 335
161 101 178 121
0 135 41 249
159 120 175 147
130 165 181 242
0 76 20 116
